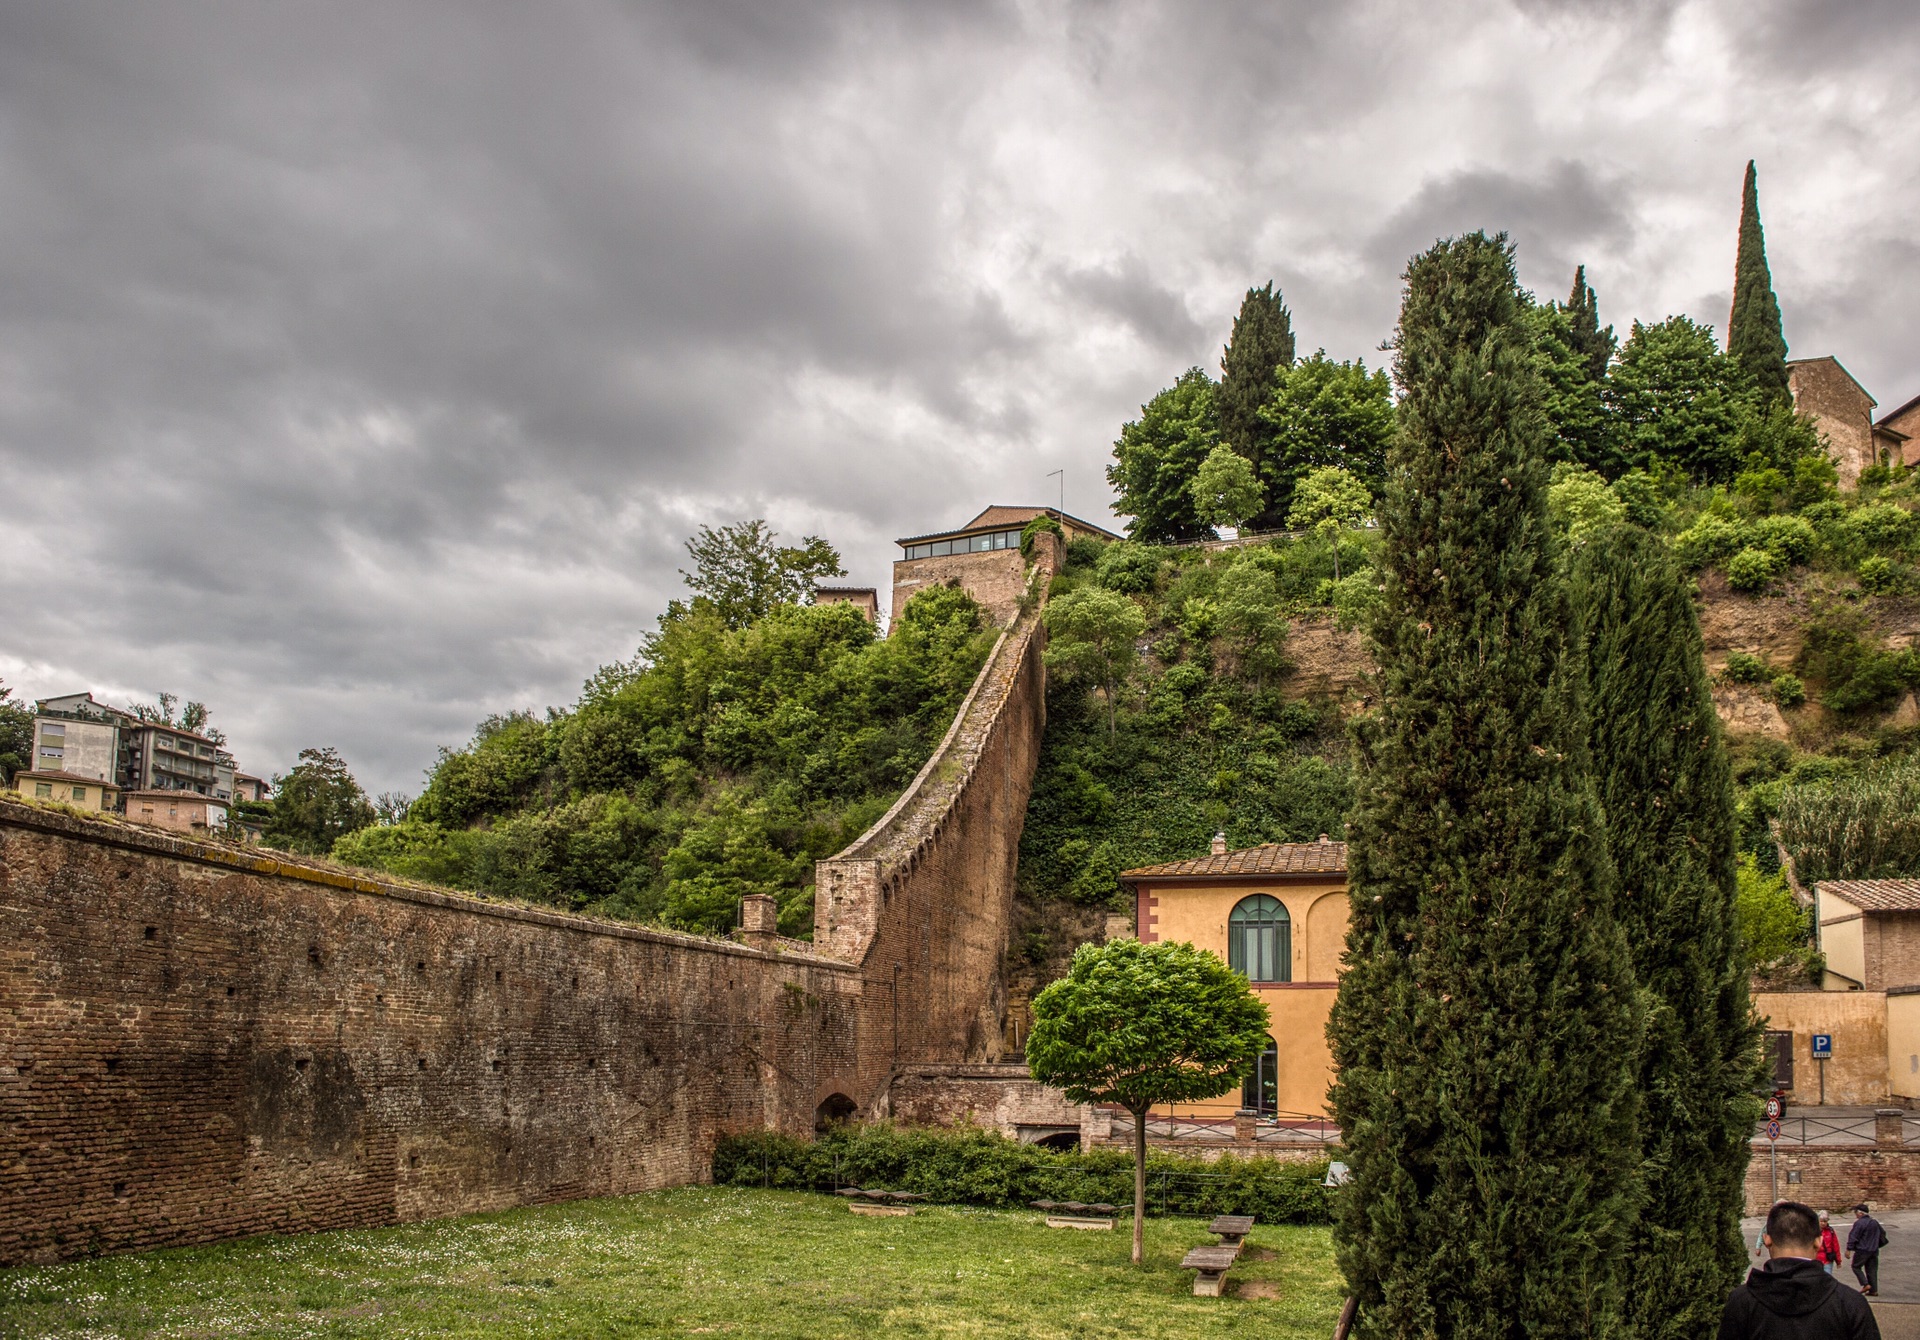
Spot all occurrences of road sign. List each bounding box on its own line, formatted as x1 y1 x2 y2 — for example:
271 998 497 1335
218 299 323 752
1812 1033 1833 1058
1766 1096 1783 1119
1768 1119 1782 1141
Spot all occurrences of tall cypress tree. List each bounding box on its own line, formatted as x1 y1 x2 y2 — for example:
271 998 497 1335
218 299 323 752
1563 265 1616 383
1217 282 1295 528
1571 524 1761 1340
1728 161 1790 402
1327 233 1641 1339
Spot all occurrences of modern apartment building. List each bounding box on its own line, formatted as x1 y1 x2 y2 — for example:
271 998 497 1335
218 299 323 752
24 691 264 818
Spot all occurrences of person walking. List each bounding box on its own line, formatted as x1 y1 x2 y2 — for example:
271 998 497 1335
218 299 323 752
1847 1204 1887 1297
1818 1212 1843 1276
1717 1200 1879 1338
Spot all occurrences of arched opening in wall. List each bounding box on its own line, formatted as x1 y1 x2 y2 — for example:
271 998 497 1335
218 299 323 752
1035 1132 1079 1154
815 1093 857 1133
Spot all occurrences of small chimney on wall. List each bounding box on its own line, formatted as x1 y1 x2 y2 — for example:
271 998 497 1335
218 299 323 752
1211 832 1227 856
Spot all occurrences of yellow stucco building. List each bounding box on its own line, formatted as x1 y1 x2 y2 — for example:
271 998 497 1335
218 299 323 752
13 769 121 812
1120 836 1347 1121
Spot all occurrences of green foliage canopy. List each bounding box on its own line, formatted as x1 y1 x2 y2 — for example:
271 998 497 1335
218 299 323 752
265 747 376 855
679 520 846 630
1042 586 1148 733
1607 316 1749 482
1106 368 1220 543
1189 443 1264 531
1256 351 1394 523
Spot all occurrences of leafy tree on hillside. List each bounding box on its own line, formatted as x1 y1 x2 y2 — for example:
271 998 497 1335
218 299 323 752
1189 444 1264 533
1107 369 1221 542
1027 939 1270 1265
1256 352 1394 523
1214 562 1289 691
1607 316 1749 481
0 679 34 784
679 520 845 630
1563 264 1617 383
1043 587 1147 734
1527 299 1619 475
1285 466 1371 580
1216 283 1296 529
1572 523 1760 1340
1328 233 1640 1336
266 747 376 855
1729 161 1790 403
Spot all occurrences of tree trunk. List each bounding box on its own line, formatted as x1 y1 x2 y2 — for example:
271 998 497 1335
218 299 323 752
1131 1103 1148 1265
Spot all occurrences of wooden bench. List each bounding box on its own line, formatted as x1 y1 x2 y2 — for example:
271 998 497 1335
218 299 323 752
835 1188 927 1216
1180 1244 1241 1296
1028 1199 1118 1230
1207 1214 1256 1253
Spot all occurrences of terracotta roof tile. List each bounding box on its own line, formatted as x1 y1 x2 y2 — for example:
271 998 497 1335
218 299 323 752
1820 879 1920 911
1120 841 1348 881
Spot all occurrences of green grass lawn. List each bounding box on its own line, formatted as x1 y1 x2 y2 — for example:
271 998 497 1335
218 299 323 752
0 1186 1345 1338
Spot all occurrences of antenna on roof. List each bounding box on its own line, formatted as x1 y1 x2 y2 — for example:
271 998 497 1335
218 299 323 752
1046 469 1063 512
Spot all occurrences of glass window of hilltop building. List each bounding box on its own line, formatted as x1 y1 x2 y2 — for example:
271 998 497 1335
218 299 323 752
1229 894 1291 982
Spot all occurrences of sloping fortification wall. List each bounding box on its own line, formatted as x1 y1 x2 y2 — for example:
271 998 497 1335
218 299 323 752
0 804 875 1266
816 551 1054 1086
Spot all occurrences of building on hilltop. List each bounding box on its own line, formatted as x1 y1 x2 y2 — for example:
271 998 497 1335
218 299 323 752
892 505 1120 628
1878 391 1920 468
124 788 227 834
11 770 121 812
24 690 258 827
1120 835 1347 1120
812 585 879 622
1787 357 1920 486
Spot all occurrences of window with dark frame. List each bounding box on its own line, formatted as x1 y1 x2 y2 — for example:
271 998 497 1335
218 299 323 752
1228 894 1291 983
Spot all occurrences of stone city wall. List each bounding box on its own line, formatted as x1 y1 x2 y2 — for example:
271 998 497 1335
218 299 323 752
0 804 878 1266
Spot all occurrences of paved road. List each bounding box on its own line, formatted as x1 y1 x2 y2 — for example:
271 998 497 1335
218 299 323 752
1741 1207 1920 1333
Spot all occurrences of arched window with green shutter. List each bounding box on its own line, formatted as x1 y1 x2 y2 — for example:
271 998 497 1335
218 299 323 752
1228 894 1291 983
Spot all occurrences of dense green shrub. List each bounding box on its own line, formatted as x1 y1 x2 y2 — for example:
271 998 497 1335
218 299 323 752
711 1124 1332 1224
1726 546 1783 592
1749 514 1816 565
1859 556 1909 595
1795 608 1919 714
336 587 994 932
1094 543 1162 593
1674 513 1749 569
1721 652 1774 684
1779 754 1920 882
1847 502 1917 551
1772 674 1806 708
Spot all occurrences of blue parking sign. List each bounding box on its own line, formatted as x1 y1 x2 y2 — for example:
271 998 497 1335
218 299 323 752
1811 1033 1833 1058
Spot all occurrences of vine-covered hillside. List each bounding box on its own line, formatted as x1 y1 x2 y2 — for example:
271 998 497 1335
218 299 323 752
333 579 995 936
1018 532 1372 909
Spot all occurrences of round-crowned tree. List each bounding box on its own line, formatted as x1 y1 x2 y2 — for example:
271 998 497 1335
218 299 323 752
1026 938 1270 1264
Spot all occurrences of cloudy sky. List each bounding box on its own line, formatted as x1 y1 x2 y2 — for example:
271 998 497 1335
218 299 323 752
2 0 1916 796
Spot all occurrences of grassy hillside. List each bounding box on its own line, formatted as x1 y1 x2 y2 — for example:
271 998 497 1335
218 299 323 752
1018 463 1920 942
332 586 996 937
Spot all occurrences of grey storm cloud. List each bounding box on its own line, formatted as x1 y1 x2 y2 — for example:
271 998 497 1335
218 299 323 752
1 0 1916 795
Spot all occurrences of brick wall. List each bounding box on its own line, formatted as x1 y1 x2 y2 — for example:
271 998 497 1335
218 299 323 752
890 549 1029 628
817 560 1051 1070
1746 1143 1920 1215
0 804 883 1266
1789 358 1879 489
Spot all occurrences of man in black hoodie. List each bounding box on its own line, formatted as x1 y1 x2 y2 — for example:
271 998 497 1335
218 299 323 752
1718 1201 1880 1339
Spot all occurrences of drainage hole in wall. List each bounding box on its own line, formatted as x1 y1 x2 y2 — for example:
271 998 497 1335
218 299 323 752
491 1060 501 1072
118 869 131 880
571 976 578 989
495 970 503 983
295 1058 310 1072
408 1154 419 1168
588 1136 596 1148
143 926 156 941
104 1058 119 1073
113 1182 127 1198
226 986 236 997
416 961 426 973
587 1057 597 1069
375 993 383 1003
418 1058 427 1070
308 945 323 968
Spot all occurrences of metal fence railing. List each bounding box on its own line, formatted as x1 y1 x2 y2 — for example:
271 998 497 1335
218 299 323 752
1752 1114 1920 1146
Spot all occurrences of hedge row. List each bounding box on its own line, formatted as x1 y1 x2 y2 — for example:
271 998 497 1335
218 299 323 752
711 1123 1333 1224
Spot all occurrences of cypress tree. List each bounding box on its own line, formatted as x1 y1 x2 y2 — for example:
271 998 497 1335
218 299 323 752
1217 282 1295 528
1571 524 1761 1340
1563 265 1616 383
1728 161 1790 402
1327 233 1641 1339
